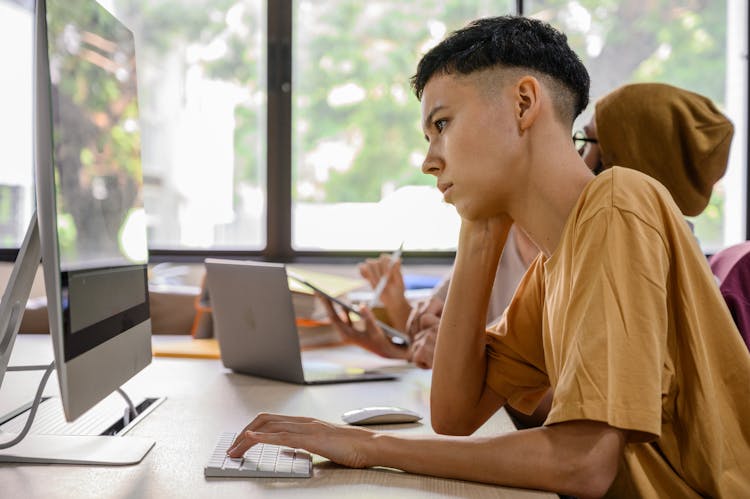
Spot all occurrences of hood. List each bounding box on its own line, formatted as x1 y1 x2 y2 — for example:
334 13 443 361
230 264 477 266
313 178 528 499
595 82 733 216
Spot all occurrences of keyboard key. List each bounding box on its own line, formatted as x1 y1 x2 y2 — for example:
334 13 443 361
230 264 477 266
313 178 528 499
204 432 312 478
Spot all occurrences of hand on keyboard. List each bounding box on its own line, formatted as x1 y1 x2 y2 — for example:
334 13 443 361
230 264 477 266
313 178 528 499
204 432 312 478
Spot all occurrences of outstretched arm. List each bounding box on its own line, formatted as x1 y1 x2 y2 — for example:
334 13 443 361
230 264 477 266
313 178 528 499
228 413 626 499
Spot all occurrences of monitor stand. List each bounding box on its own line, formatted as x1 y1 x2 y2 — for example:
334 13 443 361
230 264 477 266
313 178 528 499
0 214 158 465
0 214 40 390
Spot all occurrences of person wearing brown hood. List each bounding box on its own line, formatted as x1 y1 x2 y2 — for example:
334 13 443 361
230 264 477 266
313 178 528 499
577 82 733 217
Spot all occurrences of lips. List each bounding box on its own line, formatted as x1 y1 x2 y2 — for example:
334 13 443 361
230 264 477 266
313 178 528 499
437 182 453 202
437 182 452 194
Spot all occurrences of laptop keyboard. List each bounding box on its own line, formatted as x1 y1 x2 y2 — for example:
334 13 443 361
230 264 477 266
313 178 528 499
204 432 312 478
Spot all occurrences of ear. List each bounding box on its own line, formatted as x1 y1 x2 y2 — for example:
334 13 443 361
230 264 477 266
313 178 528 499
514 76 542 131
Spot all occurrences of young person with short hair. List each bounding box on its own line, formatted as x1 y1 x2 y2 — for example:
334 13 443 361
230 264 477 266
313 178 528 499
349 81 735 375
229 16 750 497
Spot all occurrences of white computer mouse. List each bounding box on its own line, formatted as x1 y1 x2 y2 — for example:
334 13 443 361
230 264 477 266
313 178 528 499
341 406 422 425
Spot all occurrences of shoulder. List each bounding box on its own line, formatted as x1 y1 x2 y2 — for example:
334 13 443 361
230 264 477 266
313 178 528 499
549 167 686 272
575 166 683 230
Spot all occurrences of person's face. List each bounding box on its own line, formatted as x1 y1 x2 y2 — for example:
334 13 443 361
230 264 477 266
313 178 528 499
420 73 521 220
578 115 603 174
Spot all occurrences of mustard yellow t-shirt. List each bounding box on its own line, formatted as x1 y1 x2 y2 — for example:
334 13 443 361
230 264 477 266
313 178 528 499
485 167 750 498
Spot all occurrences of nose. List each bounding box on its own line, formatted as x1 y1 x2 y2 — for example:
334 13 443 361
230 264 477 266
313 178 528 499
421 148 443 176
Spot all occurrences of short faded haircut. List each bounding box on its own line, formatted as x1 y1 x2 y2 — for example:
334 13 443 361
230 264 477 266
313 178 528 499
411 16 590 126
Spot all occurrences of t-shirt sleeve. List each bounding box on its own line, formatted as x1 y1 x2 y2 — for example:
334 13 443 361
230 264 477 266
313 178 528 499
485 256 550 414
547 206 670 441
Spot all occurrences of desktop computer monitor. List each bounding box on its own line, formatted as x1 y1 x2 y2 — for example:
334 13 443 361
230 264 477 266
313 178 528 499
34 0 152 422
0 0 157 464
0 0 163 464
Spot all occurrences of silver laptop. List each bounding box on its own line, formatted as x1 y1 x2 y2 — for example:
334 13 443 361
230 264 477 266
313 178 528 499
203 259 396 384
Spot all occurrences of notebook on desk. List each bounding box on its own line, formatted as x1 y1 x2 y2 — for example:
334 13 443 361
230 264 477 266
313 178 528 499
203 259 396 384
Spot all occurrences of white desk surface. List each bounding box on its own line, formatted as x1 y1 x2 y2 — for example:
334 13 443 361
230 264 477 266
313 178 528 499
0 334 554 499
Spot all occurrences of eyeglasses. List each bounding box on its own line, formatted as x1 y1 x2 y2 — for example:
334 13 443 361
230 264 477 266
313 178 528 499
572 130 598 147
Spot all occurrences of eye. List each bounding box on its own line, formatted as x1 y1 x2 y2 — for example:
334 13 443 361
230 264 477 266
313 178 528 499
434 118 447 133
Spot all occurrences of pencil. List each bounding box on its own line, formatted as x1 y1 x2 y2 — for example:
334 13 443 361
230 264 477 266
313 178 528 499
368 242 404 308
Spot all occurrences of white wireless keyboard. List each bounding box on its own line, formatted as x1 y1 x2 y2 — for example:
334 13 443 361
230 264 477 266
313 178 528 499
204 432 312 478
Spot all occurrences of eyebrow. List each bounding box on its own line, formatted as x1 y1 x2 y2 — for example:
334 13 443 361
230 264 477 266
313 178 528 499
422 104 446 135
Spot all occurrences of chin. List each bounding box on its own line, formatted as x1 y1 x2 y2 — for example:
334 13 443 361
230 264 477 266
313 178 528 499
454 204 480 221
455 202 498 221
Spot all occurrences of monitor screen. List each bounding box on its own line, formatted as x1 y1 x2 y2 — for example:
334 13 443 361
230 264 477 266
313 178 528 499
47 0 147 270
35 0 152 421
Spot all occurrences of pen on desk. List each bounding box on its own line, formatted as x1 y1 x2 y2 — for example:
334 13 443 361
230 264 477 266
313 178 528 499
368 242 404 309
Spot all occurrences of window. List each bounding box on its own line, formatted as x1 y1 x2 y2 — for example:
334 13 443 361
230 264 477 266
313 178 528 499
0 0 34 249
112 0 268 251
291 1 513 252
527 0 748 252
1 0 747 260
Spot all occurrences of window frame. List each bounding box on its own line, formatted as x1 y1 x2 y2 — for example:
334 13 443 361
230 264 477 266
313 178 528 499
1 0 746 264
153 0 487 264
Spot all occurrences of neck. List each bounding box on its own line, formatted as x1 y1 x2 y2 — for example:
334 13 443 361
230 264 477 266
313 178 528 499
509 143 594 258
511 226 540 266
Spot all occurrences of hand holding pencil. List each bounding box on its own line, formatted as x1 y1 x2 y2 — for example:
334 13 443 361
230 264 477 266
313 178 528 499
358 242 412 332
367 242 403 308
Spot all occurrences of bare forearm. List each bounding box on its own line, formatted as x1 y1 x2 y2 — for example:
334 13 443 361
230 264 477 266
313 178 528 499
367 421 624 499
431 218 511 432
